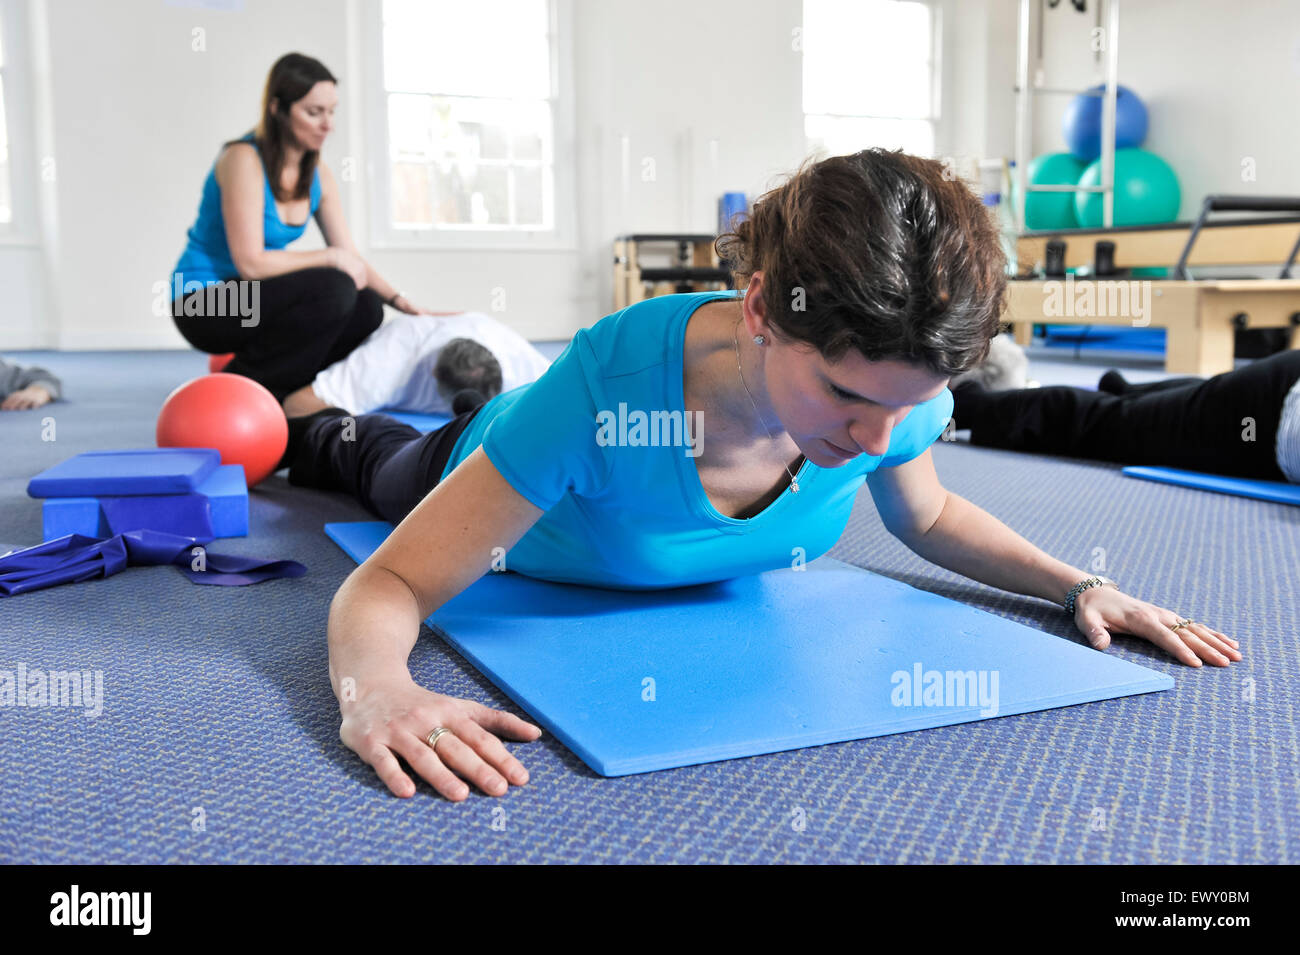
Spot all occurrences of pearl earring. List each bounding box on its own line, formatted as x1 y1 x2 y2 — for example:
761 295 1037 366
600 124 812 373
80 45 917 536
753 335 766 346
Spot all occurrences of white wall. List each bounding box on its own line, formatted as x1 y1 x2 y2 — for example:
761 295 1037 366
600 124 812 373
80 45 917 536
4 0 1298 351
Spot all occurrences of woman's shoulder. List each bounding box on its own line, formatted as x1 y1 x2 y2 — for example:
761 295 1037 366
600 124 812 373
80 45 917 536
217 132 258 156
215 139 262 176
583 291 740 374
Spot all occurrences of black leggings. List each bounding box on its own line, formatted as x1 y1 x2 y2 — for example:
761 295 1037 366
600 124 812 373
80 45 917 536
952 350 1300 480
171 267 383 403
286 404 487 523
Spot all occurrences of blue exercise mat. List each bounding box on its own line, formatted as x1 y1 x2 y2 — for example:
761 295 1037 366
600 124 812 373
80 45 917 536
325 521 1174 777
374 409 452 433
27 448 221 497
1122 466 1300 506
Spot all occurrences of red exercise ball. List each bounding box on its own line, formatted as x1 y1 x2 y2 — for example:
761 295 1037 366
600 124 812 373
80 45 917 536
208 352 235 373
157 373 287 487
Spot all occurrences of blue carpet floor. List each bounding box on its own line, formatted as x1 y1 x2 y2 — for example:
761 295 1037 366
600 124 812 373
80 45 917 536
1 350 1296 863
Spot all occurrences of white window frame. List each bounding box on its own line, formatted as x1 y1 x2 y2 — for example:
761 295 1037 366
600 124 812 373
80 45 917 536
364 0 576 251
801 0 943 160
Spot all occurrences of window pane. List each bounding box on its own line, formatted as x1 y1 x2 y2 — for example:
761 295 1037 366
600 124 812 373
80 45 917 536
465 116 510 161
514 166 543 225
472 165 509 225
805 114 935 159
432 161 510 226
392 162 433 226
512 129 543 161
509 100 550 160
420 97 552 164
388 93 436 157
383 0 550 99
381 0 557 235
802 0 932 118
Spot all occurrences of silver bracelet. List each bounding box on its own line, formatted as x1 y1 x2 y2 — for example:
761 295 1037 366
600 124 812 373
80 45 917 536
1064 576 1118 615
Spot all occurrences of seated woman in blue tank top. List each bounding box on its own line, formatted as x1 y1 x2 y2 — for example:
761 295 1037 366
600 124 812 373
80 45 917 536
284 150 1242 803
170 53 446 406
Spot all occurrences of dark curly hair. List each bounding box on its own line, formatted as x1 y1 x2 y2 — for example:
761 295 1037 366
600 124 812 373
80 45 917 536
715 148 1007 378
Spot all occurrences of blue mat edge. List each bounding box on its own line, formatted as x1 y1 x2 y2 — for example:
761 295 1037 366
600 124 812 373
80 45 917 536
1122 466 1300 506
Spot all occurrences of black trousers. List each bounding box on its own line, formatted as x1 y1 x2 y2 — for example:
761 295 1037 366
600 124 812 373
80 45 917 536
287 404 487 523
171 267 383 403
952 350 1300 480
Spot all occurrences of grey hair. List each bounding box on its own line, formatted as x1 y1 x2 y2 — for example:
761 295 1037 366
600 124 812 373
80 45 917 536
433 337 504 399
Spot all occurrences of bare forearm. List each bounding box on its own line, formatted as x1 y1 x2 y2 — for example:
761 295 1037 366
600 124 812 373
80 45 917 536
900 492 1088 607
236 248 338 281
327 565 424 698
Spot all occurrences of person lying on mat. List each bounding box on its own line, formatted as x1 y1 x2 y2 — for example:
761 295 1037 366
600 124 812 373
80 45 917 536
0 356 62 411
950 352 1300 484
279 312 553 419
168 52 452 408
284 149 1241 802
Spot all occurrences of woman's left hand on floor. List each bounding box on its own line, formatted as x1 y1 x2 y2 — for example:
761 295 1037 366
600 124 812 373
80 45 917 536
1072 585 1241 667
1 385 54 411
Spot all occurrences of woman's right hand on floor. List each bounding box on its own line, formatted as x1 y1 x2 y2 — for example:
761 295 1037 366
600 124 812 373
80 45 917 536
328 246 369 290
339 674 543 800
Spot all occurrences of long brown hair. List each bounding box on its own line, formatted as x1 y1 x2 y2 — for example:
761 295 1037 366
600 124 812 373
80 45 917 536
235 53 337 202
716 148 1007 378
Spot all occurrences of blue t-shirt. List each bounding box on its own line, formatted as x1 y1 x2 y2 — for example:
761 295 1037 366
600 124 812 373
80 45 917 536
172 134 322 288
442 291 954 590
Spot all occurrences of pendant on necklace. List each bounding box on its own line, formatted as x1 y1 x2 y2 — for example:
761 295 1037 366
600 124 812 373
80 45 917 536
790 481 800 493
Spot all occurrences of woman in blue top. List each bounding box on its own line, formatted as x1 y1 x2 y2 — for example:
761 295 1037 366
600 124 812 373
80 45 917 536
286 149 1241 802
170 53 442 405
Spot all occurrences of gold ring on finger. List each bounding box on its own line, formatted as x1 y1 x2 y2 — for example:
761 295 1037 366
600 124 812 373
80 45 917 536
1168 618 1191 632
425 727 452 751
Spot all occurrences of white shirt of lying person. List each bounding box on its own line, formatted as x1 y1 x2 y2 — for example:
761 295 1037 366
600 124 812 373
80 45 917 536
310 312 553 416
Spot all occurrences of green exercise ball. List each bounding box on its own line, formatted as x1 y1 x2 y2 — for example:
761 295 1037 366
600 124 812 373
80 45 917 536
1025 152 1086 230
1075 148 1180 228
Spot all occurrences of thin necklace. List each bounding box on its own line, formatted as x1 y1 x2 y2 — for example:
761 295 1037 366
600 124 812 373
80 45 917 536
733 316 801 494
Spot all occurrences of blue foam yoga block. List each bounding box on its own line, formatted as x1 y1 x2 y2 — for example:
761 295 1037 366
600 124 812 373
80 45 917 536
325 521 1175 778
374 408 452 432
27 448 222 497
1122 466 1300 506
42 464 249 541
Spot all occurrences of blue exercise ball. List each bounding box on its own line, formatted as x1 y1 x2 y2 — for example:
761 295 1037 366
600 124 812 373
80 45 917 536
1062 84 1148 162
